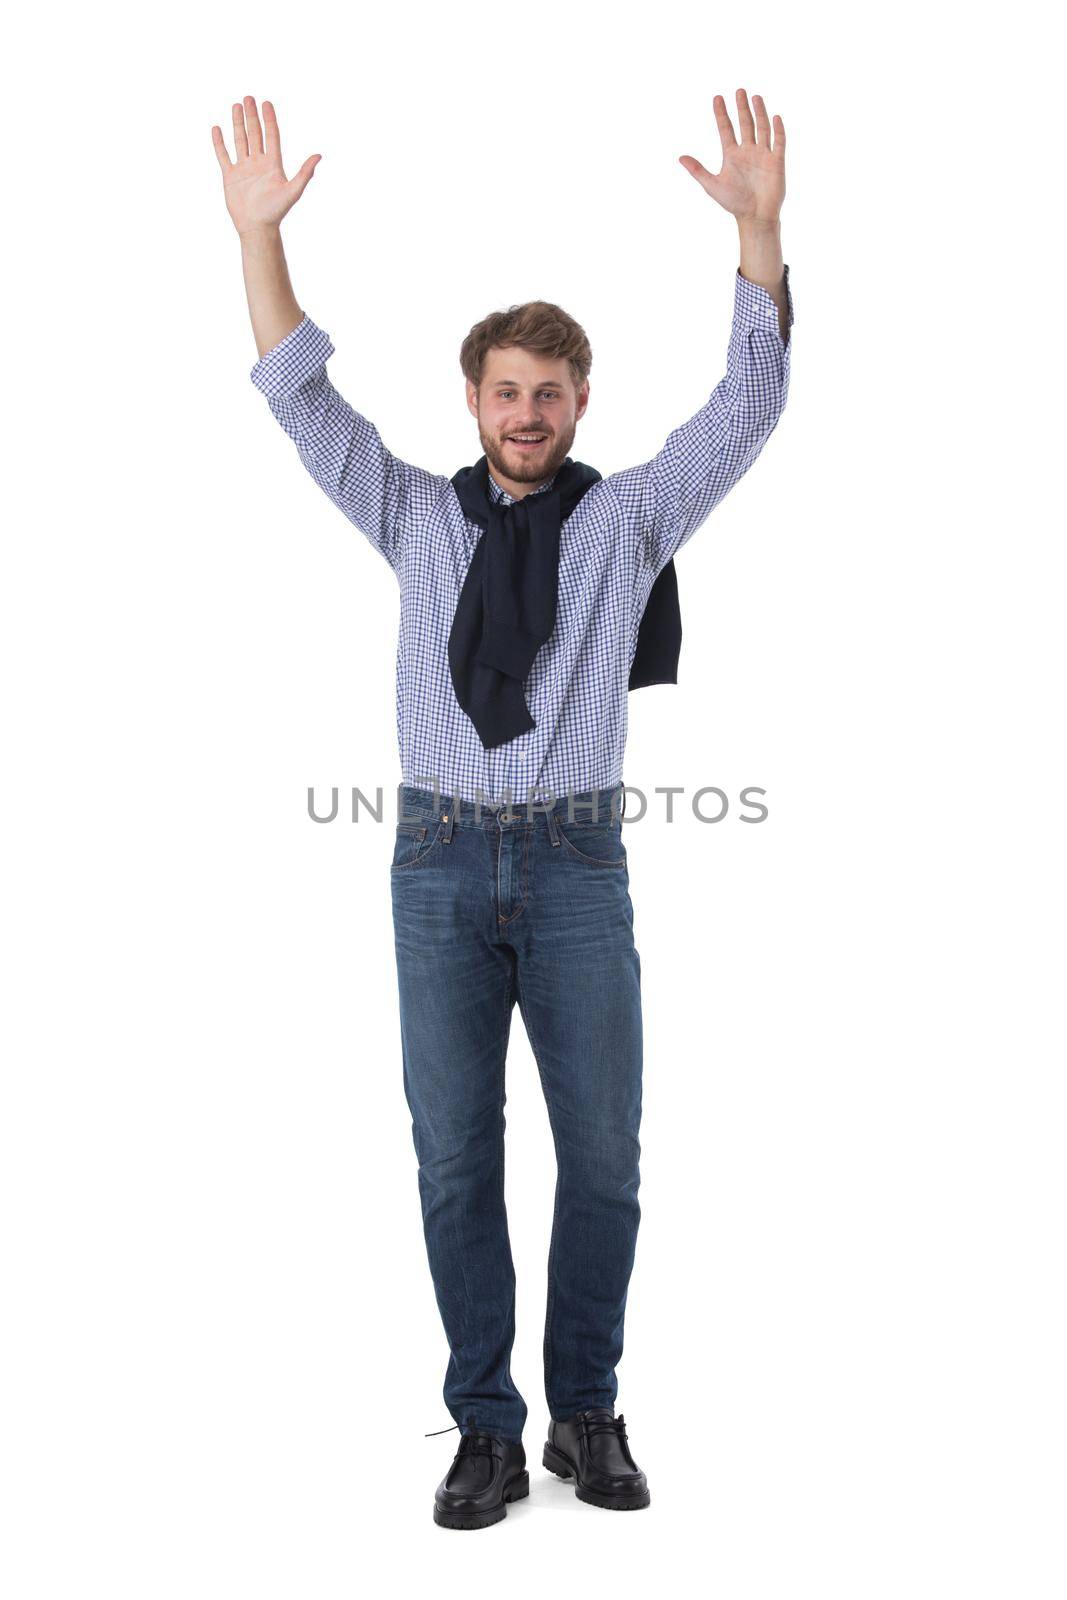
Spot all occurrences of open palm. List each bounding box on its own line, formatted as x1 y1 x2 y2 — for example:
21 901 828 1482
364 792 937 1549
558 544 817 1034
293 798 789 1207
211 96 321 236
679 89 785 224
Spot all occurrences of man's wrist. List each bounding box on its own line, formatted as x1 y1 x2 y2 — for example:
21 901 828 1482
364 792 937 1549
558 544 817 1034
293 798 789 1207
737 217 784 294
239 224 283 253
736 215 781 237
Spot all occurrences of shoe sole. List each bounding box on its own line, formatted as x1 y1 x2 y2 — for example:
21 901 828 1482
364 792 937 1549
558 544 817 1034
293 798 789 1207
542 1442 651 1510
433 1470 530 1529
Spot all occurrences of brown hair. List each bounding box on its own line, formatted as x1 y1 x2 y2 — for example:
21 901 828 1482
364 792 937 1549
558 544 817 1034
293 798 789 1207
459 299 592 395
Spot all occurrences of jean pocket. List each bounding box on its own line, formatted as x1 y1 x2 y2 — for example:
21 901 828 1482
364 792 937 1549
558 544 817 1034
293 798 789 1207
554 819 627 868
391 818 446 871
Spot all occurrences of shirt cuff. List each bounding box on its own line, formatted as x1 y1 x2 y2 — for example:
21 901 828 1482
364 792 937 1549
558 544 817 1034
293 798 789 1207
734 261 793 333
249 314 336 401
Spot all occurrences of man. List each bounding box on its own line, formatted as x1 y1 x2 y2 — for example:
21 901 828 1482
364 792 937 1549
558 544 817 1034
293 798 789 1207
213 86 792 1529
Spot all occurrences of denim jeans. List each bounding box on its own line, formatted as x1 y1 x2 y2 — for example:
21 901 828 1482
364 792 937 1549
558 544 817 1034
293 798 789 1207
389 782 642 1445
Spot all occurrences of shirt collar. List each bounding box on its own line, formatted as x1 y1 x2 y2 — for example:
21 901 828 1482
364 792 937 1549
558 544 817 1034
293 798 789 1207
487 467 559 505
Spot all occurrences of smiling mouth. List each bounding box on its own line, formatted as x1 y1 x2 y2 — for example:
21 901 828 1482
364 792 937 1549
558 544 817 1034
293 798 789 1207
507 435 548 449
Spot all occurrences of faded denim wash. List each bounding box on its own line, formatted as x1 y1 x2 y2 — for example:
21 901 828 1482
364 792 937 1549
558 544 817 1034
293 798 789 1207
390 782 642 1444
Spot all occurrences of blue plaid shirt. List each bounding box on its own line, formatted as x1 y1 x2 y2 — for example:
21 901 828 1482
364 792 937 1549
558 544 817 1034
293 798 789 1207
250 266 793 805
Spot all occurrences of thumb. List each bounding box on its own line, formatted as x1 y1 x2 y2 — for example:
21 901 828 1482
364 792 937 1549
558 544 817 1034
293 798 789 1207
678 154 726 205
288 153 322 203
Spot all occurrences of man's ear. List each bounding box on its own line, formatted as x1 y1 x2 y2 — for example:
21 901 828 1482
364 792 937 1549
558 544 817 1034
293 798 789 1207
466 379 479 420
575 379 590 423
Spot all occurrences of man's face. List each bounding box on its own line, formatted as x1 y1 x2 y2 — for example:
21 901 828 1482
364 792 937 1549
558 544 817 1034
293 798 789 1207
467 344 589 498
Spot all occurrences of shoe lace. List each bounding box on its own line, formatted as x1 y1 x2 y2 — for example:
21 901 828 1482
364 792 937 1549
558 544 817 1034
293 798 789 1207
579 1411 629 1444
424 1421 502 1466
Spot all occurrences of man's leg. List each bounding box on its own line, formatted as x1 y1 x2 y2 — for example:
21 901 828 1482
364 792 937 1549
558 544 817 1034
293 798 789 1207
391 818 528 1444
511 807 643 1421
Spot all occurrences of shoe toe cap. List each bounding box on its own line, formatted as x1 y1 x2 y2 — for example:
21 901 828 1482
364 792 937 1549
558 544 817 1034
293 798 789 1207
436 1484 487 1512
592 1470 647 1495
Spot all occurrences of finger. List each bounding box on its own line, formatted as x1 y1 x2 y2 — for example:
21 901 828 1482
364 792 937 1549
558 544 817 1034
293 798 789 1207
288 153 322 203
736 87 755 143
772 114 786 157
211 125 232 172
712 93 737 155
243 95 264 157
678 154 725 203
752 93 772 147
263 99 282 163
231 101 249 160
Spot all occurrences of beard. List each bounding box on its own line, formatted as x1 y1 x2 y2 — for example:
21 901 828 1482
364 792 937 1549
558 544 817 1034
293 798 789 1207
480 422 576 489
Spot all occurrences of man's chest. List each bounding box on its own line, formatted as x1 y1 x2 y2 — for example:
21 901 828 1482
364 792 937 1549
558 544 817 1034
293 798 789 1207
398 494 635 636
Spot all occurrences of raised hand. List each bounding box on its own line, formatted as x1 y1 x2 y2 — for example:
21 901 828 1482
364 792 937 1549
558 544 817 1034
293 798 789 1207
211 96 321 237
679 89 785 225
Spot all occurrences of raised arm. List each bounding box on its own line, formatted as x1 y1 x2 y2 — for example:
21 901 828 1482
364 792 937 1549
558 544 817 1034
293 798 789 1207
602 89 792 586
213 96 438 576
211 95 321 357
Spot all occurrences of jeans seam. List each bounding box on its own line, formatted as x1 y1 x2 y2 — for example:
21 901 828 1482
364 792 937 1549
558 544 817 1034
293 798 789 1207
496 826 532 925
390 815 447 871
515 966 562 1413
498 961 521 1426
554 821 627 869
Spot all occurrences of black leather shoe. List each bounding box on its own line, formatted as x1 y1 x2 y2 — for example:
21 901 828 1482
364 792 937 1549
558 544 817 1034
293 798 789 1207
433 1430 529 1529
543 1408 650 1510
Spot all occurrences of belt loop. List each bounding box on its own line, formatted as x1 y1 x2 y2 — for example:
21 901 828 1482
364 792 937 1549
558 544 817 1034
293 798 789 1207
620 783 627 822
443 792 458 844
545 805 561 848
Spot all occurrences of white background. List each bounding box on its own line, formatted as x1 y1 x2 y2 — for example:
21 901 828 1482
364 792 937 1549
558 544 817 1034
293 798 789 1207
2 1 1064 1594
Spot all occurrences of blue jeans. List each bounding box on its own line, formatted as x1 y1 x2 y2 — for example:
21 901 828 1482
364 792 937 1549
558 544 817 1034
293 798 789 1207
390 782 643 1445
